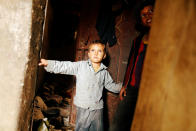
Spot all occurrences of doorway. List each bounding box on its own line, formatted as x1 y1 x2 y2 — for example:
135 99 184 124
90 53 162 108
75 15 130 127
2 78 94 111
32 0 80 130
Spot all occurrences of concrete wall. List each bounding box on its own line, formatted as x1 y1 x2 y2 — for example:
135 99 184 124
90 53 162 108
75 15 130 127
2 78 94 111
0 0 46 130
0 0 32 130
132 0 196 131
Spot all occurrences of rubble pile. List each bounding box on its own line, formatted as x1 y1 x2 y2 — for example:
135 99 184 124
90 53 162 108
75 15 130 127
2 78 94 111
32 81 74 131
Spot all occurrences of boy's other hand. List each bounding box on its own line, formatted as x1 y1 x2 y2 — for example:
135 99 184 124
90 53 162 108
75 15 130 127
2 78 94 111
38 59 48 67
119 86 126 101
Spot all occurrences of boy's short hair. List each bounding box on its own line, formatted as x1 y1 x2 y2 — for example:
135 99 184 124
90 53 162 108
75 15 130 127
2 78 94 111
88 40 106 53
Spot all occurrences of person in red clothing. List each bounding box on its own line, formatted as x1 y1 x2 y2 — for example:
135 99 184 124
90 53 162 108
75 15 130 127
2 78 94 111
109 0 155 131
120 0 154 99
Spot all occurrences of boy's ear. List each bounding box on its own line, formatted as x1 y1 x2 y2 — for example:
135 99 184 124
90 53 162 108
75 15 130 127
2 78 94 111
103 53 106 59
88 52 90 58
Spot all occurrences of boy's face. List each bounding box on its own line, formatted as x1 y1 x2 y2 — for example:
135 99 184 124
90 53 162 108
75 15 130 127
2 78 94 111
88 43 106 64
140 5 153 27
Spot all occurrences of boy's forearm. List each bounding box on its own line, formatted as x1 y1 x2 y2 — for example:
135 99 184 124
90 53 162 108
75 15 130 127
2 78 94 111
44 60 56 73
44 60 79 75
106 82 123 93
44 60 67 74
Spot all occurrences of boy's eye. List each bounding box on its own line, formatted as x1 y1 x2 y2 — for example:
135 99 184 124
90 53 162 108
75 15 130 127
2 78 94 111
98 50 102 53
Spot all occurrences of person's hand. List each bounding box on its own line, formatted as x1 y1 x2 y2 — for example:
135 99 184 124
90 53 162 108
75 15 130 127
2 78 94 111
38 59 48 67
119 86 126 101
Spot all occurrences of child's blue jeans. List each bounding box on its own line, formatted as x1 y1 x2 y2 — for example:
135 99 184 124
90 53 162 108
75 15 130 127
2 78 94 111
75 106 104 131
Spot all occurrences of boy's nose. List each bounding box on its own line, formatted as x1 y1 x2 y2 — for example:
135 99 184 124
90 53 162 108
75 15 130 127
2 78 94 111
94 51 98 55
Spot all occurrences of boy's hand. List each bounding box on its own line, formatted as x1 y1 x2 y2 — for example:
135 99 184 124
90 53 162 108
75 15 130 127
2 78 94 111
38 59 48 67
119 86 126 101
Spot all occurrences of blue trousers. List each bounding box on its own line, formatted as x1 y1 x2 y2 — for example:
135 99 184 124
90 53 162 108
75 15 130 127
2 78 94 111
75 107 104 131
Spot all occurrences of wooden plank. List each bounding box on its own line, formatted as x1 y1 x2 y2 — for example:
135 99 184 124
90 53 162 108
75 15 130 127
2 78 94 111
132 0 196 131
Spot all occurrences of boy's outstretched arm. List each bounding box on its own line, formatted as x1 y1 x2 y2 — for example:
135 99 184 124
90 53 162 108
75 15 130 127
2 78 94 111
38 58 48 67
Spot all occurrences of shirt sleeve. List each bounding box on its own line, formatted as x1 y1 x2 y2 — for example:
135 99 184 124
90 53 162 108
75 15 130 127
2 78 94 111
104 71 122 93
44 60 80 75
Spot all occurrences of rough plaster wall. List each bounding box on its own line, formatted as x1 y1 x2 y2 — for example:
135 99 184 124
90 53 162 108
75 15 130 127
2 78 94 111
0 0 47 130
18 0 47 130
132 0 196 131
109 9 137 82
105 9 137 125
0 0 32 130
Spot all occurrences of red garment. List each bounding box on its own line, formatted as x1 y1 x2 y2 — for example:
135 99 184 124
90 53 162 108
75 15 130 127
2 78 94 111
123 34 147 88
130 41 145 86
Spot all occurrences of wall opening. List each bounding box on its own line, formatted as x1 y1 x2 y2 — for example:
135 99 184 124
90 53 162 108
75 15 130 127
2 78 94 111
32 0 80 130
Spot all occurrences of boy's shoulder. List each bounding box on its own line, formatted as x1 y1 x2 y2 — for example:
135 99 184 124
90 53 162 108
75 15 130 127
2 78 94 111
74 60 89 67
77 59 91 65
76 60 88 64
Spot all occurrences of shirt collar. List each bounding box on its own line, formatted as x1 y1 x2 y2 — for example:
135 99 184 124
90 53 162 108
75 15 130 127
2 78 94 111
87 59 107 70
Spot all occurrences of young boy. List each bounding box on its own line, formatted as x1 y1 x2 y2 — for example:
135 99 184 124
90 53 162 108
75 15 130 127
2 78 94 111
39 41 122 131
